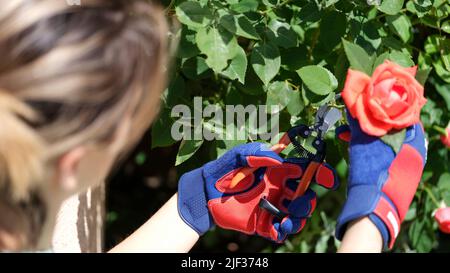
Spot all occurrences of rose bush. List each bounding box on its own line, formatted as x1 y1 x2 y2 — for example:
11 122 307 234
105 0 450 253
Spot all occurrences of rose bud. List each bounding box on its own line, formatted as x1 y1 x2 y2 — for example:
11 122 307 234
435 207 450 234
440 125 450 148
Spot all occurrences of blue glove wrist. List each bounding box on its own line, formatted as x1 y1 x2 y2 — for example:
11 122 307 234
177 167 213 235
335 184 391 248
368 214 390 249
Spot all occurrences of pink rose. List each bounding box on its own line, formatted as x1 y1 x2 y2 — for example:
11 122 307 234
342 61 427 136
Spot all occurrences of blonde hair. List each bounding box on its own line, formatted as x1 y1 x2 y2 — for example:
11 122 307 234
0 0 168 249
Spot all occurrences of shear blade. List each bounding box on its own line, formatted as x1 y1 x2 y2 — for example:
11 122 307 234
320 108 342 138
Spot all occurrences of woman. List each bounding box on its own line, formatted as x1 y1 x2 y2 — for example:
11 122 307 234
0 0 426 253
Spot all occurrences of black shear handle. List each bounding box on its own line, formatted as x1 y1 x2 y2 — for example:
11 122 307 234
259 197 288 220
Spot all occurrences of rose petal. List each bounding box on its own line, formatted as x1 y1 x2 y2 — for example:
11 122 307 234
391 65 419 85
342 69 371 116
383 84 409 117
354 95 392 136
384 98 409 118
369 95 409 121
387 85 423 127
368 97 390 121
405 66 418 77
373 78 397 102
372 61 396 84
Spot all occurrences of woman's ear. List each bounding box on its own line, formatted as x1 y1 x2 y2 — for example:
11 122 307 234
56 146 87 192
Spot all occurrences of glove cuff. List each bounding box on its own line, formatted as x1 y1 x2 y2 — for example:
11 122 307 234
177 167 213 235
336 184 400 249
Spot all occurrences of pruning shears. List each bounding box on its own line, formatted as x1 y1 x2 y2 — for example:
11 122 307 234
230 103 343 220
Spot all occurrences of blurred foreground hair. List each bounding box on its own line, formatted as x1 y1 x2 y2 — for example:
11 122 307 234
0 0 168 249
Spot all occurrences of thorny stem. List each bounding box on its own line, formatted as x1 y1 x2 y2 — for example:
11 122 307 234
432 125 448 136
422 184 441 209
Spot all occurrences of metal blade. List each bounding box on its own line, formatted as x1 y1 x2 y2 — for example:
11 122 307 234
315 104 329 126
319 108 342 138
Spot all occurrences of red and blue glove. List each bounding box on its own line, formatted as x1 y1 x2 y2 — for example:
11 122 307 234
335 114 427 249
178 142 339 242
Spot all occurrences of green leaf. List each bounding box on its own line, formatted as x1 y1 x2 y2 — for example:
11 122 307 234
424 35 441 54
267 20 298 49
382 36 408 52
342 39 374 74
415 0 433 8
302 85 335 106
438 173 450 192
430 77 450 111
406 1 429 17
415 67 432 86
230 0 259 13
177 27 200 59
151 108 177 148
265 81 292 114
297 1 321 23
378 0 405 15
404 205 417 221
287 90 304 116
175 139 204 166
281 46 309 72
420 99 443 128
220 46 248 83
442 20 450 34
162 76 186 107
434 59 450 83
349 16 382 54
297 65 338 96
441 39 450 71
408 198 435 252
236 68 266 95
389 50 415 67
373 52 390 70
418 51 433 70
262 0 277 7
335 50 350 91
225 86 243 105
196 26 239 72
319 10 347 51
181 56 211 79
386 14 412 43
380 129 406 154
251 41 281 86
175 1 213 29
219 14 260 40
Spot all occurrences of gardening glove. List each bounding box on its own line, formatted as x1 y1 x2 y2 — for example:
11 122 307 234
177 142 339 242
335 113 427 249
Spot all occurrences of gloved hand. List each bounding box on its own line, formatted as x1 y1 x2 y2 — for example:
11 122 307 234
335 114 427 249
178 142 339 242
